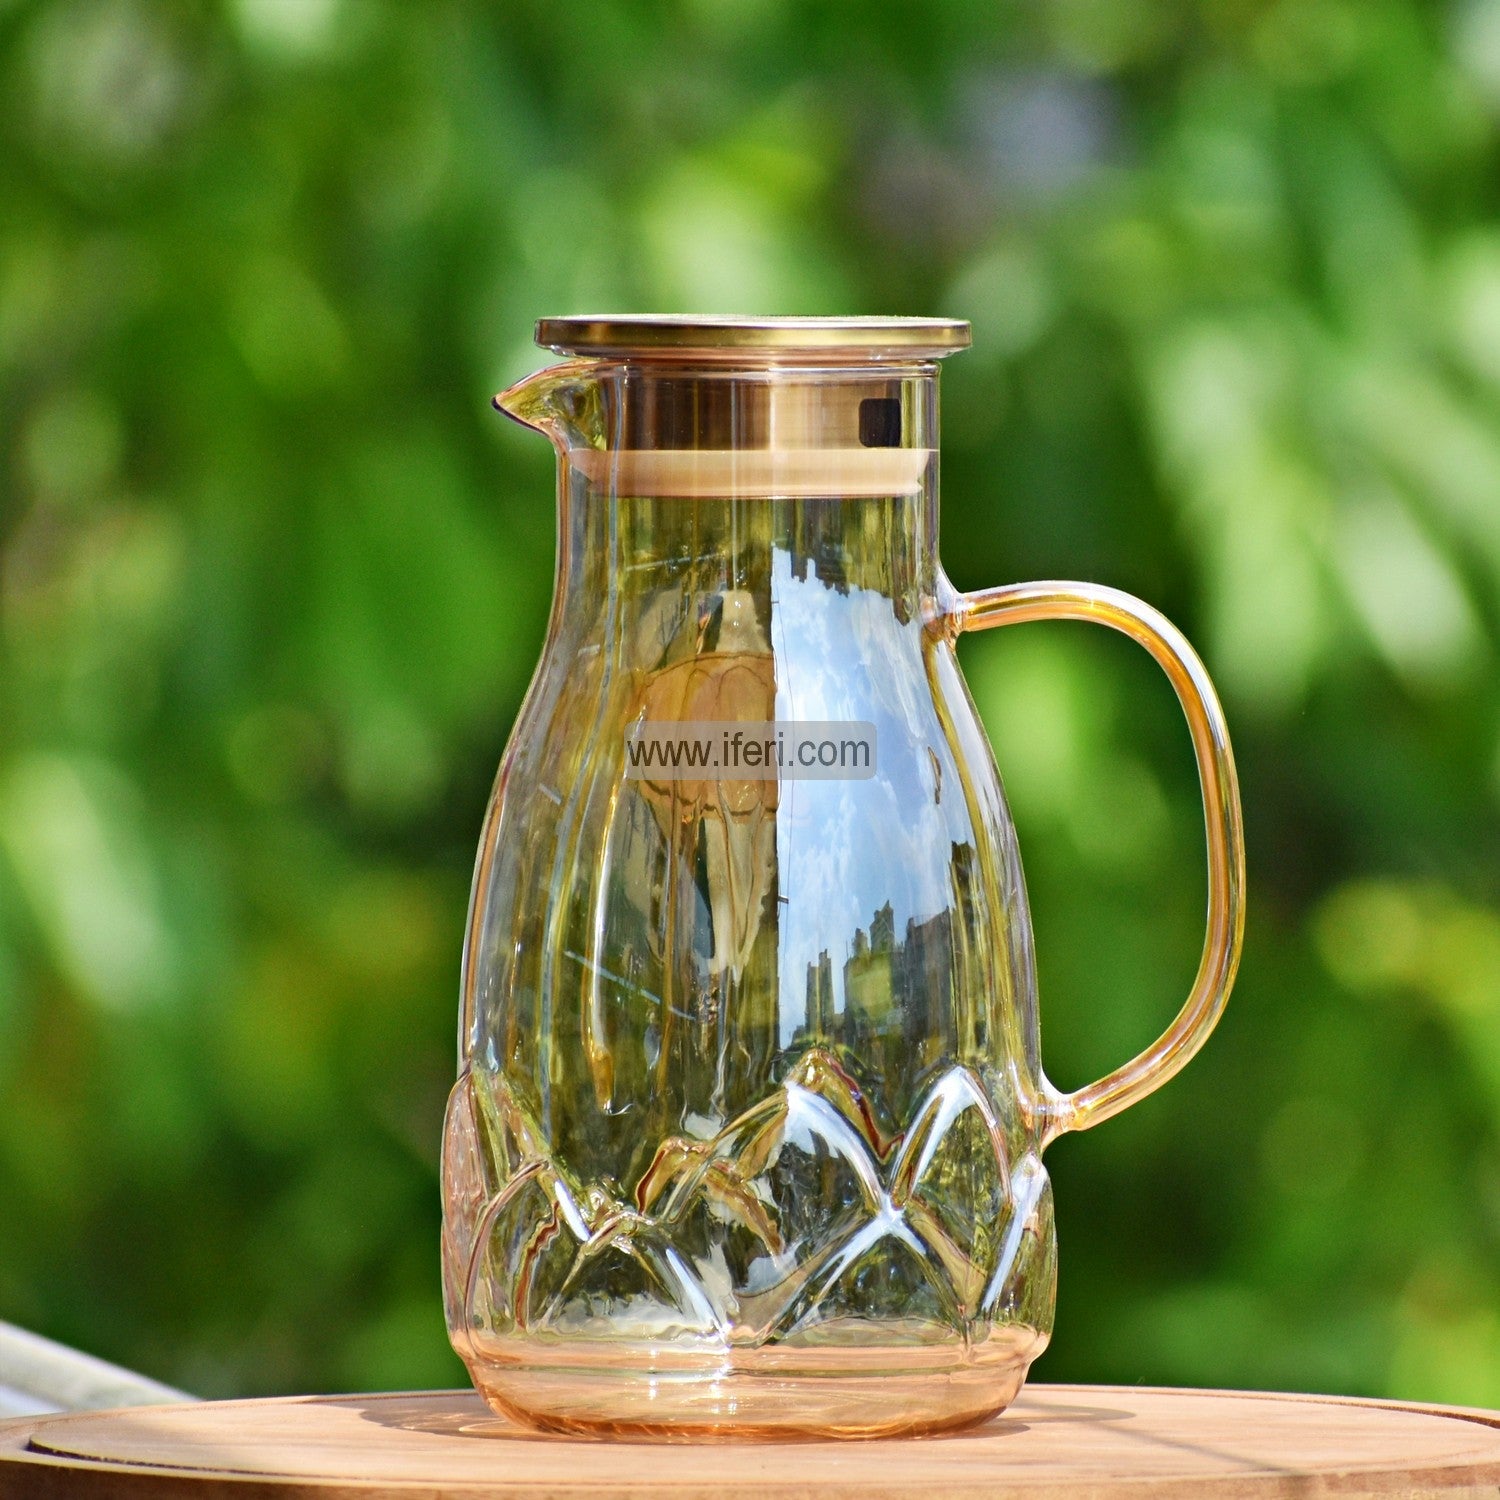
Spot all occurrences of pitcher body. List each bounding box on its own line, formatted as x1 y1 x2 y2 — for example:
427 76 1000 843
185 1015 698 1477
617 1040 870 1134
441 317 1243 1438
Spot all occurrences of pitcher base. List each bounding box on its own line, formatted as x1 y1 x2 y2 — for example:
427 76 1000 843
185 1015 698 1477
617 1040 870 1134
462 1333 1045 1440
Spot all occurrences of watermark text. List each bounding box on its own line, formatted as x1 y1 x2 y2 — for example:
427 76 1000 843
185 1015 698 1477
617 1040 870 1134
624 721 877 781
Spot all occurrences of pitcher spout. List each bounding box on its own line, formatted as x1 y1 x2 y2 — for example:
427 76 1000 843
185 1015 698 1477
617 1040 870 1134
493 360 603 452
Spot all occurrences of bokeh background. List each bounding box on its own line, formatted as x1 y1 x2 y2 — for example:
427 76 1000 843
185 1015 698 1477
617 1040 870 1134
2 0 1499 1406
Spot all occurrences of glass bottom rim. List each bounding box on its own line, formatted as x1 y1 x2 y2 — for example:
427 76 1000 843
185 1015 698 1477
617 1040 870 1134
459 1326 1047 1440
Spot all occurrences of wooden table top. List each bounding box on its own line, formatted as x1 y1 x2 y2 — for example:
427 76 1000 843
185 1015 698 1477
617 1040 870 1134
1 1385 1498 1498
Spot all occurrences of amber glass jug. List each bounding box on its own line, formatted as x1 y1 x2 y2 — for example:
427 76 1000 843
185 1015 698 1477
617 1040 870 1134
441 316 1244 1438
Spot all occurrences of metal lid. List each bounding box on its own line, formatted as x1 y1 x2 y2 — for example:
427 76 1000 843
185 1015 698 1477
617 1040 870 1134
534 315 972 360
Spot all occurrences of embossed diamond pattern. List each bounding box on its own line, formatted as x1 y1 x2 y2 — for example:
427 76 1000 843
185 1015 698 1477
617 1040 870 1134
443 1048 1054 1351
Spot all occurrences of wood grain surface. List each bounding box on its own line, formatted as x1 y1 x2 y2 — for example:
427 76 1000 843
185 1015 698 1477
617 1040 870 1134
1 1385 1498 1498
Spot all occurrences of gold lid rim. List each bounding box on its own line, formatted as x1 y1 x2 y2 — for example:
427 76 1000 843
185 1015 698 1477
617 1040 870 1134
534 315 972 358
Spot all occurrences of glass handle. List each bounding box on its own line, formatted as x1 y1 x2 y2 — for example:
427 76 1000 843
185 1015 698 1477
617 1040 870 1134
956 581 1246 1140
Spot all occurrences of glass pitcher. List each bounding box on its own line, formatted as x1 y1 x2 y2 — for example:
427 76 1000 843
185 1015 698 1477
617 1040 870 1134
441 316 1244 1439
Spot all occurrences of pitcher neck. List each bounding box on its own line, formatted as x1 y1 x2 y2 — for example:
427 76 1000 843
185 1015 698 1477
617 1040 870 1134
501 359 944 609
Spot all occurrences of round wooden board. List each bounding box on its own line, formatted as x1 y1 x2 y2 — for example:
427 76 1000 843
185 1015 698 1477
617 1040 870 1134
1 1385 1499 1498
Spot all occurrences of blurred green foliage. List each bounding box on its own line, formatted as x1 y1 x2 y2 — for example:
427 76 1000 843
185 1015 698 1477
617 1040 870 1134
1 0 1499 1406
